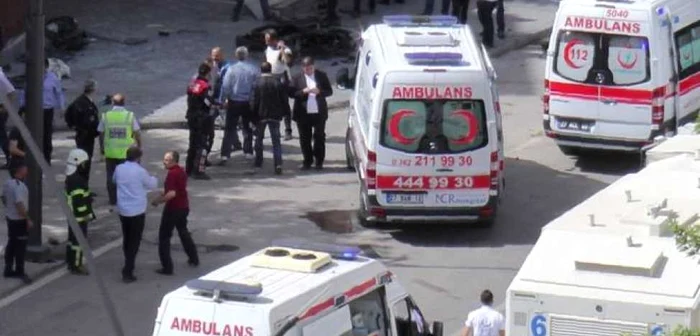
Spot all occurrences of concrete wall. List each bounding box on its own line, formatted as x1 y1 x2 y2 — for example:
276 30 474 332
0 0 26 48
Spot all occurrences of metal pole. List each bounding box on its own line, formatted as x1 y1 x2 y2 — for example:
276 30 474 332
25 0 48 260
1 70 126 336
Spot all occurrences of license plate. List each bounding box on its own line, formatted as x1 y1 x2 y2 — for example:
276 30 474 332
558 118 593 132
385 193 424 204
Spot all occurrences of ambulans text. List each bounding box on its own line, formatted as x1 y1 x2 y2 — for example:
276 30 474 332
391 86 473 99
564 16 642 34
170 318 253 336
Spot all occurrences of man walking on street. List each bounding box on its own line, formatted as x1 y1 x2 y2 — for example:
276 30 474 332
186 63 216 180
291 57 333 170
220 47 259 163
98 94 142 206
252 62 289 175
113 146 158 283
2 160 32 284
64 149 95 275
151 151 199 275
65 80 100 182
42 58 66 164
264 29 294 141
460 290 505 336
453 0 470 24
0 67 16 169
477 0 499 48
423 0 450 15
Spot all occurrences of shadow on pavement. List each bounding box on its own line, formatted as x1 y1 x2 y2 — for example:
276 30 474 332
571 150 642 176
386 157 608 247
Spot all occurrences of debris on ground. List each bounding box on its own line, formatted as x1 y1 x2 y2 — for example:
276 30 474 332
45 16 90 52
236 24 358 59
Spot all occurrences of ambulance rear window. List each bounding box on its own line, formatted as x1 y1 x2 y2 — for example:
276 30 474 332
380 99 487 154
554 30 650 86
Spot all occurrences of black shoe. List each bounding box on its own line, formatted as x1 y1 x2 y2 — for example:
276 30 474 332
498 31 505 39
122 274 137 283
188 260 199 267
314 164 323 170
192 173 211 180
3 270 15 278
69 267 89 276
275 166 283 175
299 164 312 170
155 268 174 276
205 160 212 167
233 145 243 151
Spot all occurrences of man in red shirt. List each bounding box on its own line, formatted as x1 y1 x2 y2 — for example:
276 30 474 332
151 150 199 275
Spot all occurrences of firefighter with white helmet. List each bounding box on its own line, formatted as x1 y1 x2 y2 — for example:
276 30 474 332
65 148 95 275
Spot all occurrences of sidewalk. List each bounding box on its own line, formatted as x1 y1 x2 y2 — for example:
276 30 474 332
3 0 557 131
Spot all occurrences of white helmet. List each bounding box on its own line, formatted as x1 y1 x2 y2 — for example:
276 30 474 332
65 148 89 175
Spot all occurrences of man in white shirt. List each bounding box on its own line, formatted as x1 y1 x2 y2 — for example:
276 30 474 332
113 146 158 283
0 68 17 168
460 290 506 336
263 29 294 140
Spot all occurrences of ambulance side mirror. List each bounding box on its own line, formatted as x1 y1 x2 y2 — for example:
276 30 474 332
431 321 444 336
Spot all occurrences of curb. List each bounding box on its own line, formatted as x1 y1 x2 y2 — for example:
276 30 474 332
102 27 552 132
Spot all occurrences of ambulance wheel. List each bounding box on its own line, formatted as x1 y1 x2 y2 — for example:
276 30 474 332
557 145 580 156
345 134 355 171
357 191 377 228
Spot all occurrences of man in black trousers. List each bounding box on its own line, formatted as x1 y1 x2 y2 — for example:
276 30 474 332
291 57 333 170
452 0 470 24
65 80 100 182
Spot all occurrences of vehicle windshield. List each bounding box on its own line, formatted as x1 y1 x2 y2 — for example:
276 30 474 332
380 99 488 154
554 30 650 86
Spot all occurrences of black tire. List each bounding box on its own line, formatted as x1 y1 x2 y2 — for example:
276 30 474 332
357 191 376 228
558 145 580 156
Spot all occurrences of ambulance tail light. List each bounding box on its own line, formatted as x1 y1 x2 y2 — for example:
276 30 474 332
543 79 550 116
490 151 500 188
366 150 377 189
652 87 665 129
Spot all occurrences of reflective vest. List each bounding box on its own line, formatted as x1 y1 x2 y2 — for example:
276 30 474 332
66 187 93 223
102 109 134 159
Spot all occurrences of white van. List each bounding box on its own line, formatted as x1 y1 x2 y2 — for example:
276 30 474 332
506 161 700 336
543 0 700 155
152 241 444 336
344 15 505 227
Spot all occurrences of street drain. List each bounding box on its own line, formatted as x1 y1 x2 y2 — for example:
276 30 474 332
301 210 356 234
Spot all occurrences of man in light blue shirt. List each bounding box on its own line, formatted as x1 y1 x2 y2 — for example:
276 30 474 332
220 46 260 162
112 146 157 283
42 58 66 164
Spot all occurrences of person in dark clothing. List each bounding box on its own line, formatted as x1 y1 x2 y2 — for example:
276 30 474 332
352 0 376 17
496 0 505 39
152 151 199 275
251 62 290 175
64 148 95 275
2 159 32 284
65 80 100 182
423 0 451 15
186 63 217 180
290 57 333 170
477 0 498 48
453 0 470 24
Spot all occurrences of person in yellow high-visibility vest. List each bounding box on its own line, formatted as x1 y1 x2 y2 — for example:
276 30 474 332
97 94 142 206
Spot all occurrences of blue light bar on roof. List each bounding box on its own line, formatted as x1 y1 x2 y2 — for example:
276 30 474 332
404 52 466 65
272 239 363 261
383 15 458 27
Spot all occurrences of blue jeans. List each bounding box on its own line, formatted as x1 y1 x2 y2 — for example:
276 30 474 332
254 120 282 168
423 0 450 15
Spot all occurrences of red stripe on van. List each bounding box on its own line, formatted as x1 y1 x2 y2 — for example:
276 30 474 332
680 72 700 96
299 277 378 321
549 81 654 105
376 175 491 190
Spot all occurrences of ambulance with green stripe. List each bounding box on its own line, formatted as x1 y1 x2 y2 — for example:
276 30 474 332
152 241 445 336
344 15 505 227
543 0 700 155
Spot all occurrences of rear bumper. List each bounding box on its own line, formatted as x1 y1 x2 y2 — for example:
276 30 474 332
360 192 499 224
543 120 659 152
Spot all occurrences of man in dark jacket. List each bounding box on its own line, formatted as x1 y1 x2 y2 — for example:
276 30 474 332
251 62 290 175
65 80 100 182
291 57 333 170
186 63 216 180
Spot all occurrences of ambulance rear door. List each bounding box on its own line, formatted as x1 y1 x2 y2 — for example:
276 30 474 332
549 5 656 143
373 69 492 210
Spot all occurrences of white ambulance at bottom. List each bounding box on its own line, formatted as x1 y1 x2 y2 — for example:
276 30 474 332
152 241 444 336
344 15 505 227
506 158 700 336
542 0 700 155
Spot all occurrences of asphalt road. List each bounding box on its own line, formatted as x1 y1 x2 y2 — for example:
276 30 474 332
0 45 643 336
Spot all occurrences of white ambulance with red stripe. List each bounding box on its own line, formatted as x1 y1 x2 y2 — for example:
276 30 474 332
151 241 445 336
543 0 700 155
344 15 505 227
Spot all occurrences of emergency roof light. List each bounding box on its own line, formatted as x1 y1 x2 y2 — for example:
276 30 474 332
404 52 466 66
186 278 262 302
383 15 458 27
272 239 363 261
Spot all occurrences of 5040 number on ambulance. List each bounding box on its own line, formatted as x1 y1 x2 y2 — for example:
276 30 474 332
543 0 700 155
151 241 446 336
342 15 506 227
